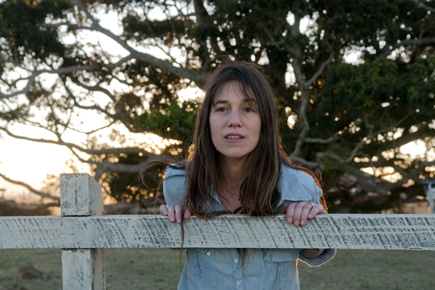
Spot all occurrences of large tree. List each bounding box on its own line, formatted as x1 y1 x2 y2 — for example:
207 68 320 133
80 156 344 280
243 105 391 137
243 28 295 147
1 0 434 212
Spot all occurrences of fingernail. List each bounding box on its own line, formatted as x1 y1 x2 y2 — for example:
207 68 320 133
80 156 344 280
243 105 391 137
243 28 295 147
184 213 188 219
294 221 299 227
177 218 181 223
301 220 306 225
288 218 292 224
170 217 174 222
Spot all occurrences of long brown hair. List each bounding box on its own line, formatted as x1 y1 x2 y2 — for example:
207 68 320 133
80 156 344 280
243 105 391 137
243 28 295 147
141 61 326 217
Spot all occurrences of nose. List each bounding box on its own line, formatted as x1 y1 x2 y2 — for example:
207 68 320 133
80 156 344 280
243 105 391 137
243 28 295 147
228 110 242 127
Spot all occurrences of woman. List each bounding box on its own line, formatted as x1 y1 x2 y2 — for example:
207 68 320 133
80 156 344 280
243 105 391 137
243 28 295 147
142 62 335 290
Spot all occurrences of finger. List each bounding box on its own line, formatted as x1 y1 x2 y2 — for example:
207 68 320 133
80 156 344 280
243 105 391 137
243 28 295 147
286 203 296 224
175 205 183 224
160 204 169 216
184 207 192 219
299 203 313 226
290 202 304 226
307 204 326 219
167 206 176 223
278 203 289 214
292 201 310 227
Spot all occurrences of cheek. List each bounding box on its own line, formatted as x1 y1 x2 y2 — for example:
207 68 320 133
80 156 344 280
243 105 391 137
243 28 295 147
249 118 262 149
209 117 219 143
254 118 262 138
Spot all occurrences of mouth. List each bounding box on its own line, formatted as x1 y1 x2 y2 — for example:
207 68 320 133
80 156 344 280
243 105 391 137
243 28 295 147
224 134 245 139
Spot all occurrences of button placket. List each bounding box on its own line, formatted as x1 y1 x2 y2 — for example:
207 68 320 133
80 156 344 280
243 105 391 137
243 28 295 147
230 249 243 288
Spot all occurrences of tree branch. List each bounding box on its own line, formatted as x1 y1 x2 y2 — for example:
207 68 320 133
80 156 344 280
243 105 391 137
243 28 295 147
306 51 333 86
315 151 393 194
346 113 411 163
290 76 310 157
68 0 97 22
69 147 170 176
192 0 219 66
0 126 158 156
305 136 338 144
365 124 435 155
0 197 60 212
413 0 435 13
378 37 435 58
66 77 116 101
0 173 60 201
289 155 318 167
67 121 116 135
66 0 208 84
0 65 98 99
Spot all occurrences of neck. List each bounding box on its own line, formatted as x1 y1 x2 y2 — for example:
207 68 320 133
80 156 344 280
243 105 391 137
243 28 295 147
218 156 249 195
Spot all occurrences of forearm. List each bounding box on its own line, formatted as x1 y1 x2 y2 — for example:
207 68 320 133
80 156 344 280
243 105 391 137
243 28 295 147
300 248 324 258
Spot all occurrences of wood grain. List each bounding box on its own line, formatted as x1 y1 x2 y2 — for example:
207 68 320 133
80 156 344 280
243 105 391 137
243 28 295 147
60 173 105 290
1 214 434 250
62 249 105 290
60 173 103 217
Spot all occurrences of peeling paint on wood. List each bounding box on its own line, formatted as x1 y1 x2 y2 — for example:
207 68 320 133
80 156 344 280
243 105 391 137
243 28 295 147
60 173 105 290
60 173 103 217
1 215 434 250
62 249 105 290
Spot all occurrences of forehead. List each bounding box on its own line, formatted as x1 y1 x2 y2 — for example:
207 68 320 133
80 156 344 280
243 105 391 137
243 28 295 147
213 81 256 102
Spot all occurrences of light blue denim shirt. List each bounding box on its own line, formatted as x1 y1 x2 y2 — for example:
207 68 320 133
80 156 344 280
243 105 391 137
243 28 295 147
163 165 336 290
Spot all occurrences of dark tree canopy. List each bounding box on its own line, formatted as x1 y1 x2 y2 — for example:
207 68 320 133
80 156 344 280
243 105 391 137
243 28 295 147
1 0 434 212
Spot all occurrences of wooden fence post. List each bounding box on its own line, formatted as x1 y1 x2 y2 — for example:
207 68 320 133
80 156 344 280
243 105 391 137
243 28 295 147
60 173 105 290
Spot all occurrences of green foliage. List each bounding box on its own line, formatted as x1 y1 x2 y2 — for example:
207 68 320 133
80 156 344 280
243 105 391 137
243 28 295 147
0 0 70 62
133 99 198 146
324 60 399 114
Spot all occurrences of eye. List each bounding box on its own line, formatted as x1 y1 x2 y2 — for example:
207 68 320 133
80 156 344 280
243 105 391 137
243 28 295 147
216 107 227 112
243 107 254 112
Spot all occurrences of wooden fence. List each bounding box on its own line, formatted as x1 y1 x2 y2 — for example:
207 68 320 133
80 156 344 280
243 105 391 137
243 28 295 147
1 173 434 289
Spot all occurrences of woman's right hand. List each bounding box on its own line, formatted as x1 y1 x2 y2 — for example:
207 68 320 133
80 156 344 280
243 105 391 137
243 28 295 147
159 204 191 224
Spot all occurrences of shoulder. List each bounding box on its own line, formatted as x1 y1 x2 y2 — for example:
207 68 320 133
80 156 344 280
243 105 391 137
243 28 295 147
164 165 186 180
278 164 322 203
163 164 188 206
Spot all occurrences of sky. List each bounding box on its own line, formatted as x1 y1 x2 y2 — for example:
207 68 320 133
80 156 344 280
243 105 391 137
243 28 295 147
0 8 432 202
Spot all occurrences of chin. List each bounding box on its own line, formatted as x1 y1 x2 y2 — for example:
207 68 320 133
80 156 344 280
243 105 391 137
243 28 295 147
218 151 252 161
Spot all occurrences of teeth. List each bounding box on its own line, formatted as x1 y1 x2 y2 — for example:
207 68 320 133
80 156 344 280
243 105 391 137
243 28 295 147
226 136 241 139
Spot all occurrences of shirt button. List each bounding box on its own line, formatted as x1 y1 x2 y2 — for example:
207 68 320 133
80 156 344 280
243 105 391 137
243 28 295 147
236 281 241 286
206 251 211 256
234 258 239 263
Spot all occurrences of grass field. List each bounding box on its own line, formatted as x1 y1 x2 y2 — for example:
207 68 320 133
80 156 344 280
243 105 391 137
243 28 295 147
0 248 434 290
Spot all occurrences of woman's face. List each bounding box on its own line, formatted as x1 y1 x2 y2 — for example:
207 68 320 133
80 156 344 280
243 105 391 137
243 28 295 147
209 81 261 164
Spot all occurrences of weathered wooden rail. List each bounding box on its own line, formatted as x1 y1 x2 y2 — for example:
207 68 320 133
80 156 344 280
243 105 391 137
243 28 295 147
1 173 434 289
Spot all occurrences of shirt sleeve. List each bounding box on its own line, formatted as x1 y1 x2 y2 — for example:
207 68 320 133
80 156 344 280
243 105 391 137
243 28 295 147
278 167 336 266
162 166 188 206
298 248 337 267
277 167 322 206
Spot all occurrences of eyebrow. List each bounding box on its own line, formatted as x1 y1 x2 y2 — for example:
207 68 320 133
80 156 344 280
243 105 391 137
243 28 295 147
213 97 257 106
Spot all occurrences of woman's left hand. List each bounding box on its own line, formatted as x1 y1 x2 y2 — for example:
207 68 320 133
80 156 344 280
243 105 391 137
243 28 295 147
279 201 326 227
